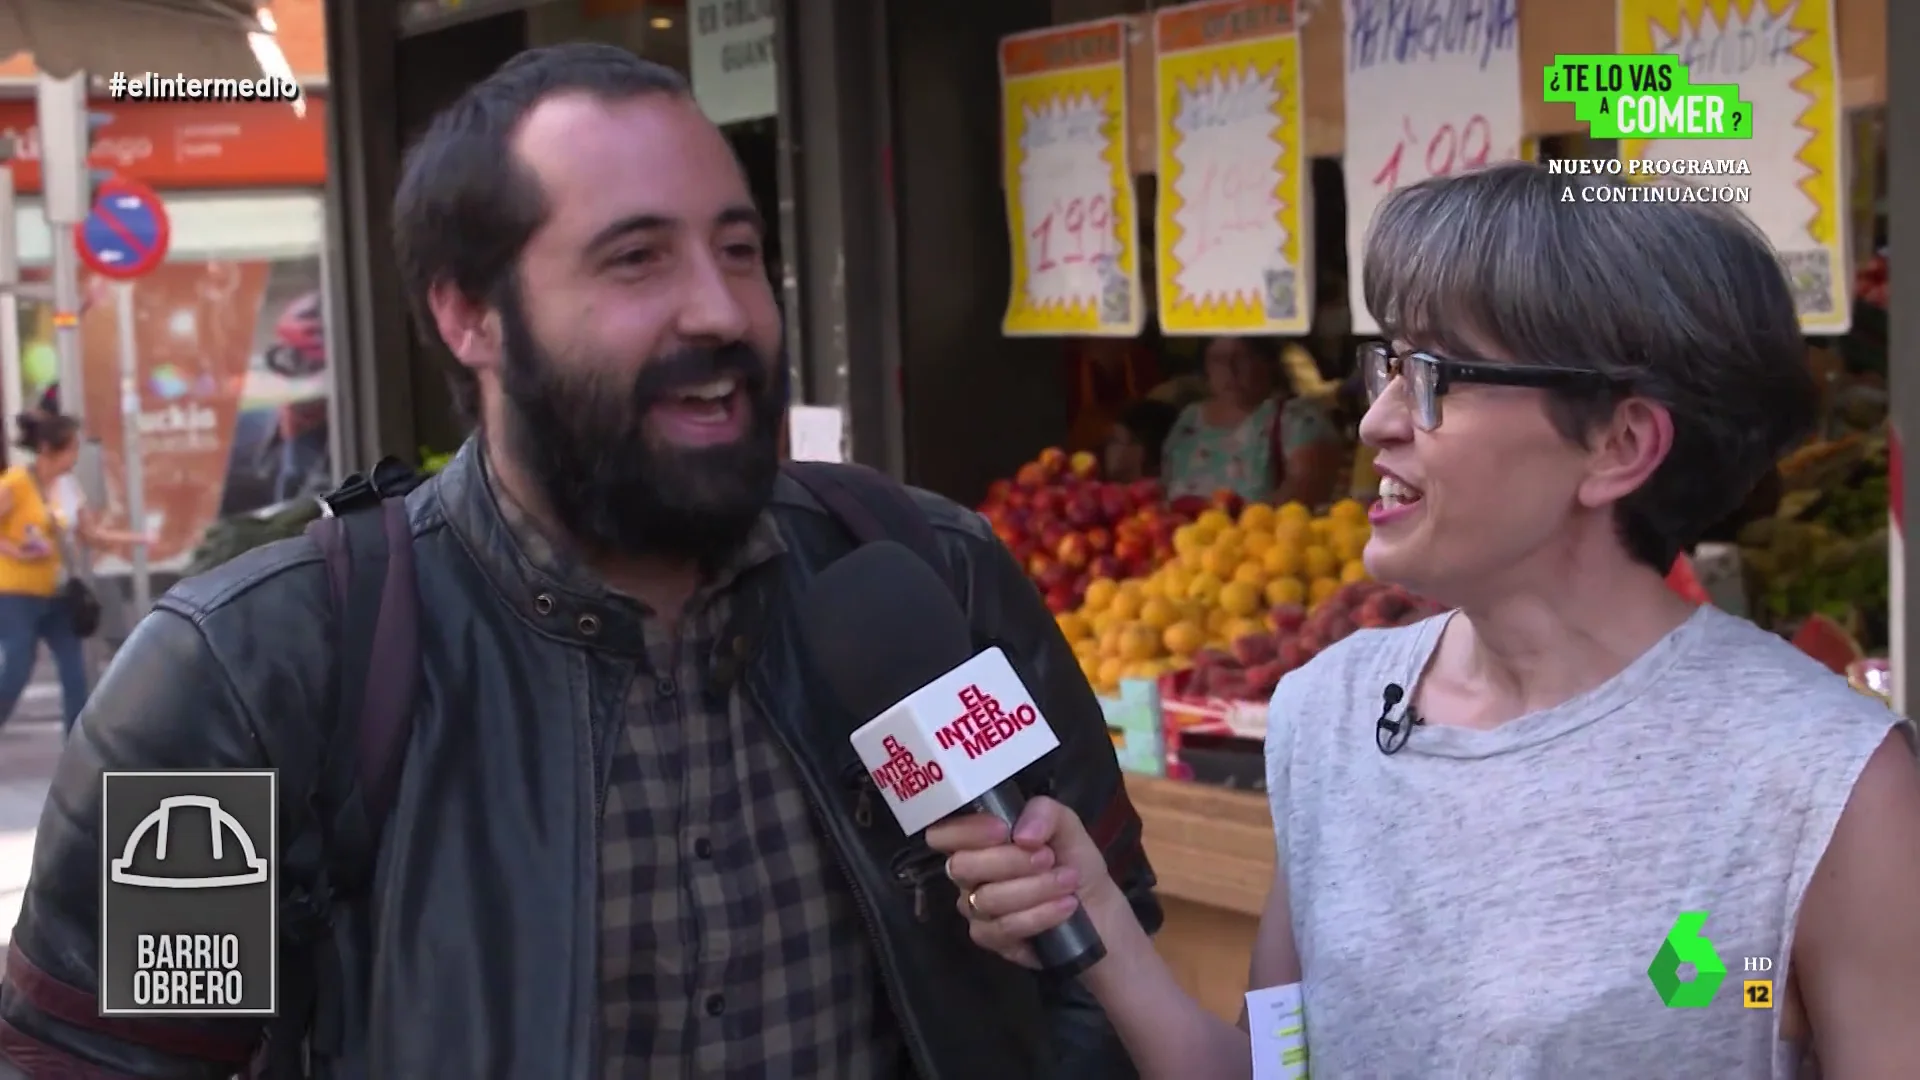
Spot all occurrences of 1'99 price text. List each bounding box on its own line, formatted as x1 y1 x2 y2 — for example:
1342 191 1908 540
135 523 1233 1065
1028 194 1114 274
1371 114 1492 191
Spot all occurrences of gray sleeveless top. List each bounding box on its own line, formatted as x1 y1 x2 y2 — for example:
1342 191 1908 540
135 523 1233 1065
1264 605 1905 1078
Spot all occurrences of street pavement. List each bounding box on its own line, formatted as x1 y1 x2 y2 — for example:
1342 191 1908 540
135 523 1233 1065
0 672 78 966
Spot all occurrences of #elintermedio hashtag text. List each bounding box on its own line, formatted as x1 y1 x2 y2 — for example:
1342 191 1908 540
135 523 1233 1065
106 72 302 103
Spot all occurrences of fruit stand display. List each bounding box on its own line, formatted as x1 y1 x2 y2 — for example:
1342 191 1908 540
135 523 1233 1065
1738 429 1890 670
977 448 1202 612
1050 498 1447 706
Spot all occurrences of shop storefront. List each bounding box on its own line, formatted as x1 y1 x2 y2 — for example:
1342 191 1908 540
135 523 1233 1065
938 0 1898 1017
0 94 333 578
323 0 888 470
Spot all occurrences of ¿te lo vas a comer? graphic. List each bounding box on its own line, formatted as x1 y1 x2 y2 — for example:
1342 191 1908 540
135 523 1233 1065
1543 54 1754 140
1648 911 1775 1009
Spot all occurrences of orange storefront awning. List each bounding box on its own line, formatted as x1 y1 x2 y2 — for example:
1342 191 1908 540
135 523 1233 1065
0 0 275 80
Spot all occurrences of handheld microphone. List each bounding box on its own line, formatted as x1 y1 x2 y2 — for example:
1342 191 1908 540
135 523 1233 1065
800 541 1107 977
1375 683 1422 755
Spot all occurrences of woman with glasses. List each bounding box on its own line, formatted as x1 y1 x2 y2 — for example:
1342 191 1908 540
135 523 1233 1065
929 162 1919 1077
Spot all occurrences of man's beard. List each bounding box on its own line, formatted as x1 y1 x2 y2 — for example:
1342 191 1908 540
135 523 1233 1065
494 284 787 565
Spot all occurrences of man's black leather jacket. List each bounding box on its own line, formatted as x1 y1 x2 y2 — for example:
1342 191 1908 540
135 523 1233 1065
0 445 1160 1078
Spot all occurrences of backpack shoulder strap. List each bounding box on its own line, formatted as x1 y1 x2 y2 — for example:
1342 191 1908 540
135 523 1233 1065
306 456 425 842
782 461 956 595
260 460 422 1071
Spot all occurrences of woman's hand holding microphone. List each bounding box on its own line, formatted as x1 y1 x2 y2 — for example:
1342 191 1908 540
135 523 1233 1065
930 795 1259 1080
927 795 1129 970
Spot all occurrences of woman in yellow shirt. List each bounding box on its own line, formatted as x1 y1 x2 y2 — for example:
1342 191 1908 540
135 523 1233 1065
0 410 146 734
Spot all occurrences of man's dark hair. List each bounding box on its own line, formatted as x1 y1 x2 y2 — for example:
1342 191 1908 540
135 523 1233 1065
1115 399 1178 476
392 44 691 422
1361 161 1817 572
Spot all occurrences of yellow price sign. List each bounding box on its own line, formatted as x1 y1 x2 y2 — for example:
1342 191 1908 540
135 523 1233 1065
1152 0 1308 336
1616 0 1850 333
998 19 1144 337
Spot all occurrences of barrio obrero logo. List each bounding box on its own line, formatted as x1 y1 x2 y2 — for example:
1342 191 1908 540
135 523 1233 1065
99 771 278 1016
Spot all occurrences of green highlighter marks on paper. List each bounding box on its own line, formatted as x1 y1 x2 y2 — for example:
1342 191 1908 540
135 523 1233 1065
1543 54 1754 140
1246 982 1309 1078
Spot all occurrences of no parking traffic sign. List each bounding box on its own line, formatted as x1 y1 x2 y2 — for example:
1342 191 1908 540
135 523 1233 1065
76 177 170 279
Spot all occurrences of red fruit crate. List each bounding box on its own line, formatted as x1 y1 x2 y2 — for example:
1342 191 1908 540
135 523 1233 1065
1156 670 1268 780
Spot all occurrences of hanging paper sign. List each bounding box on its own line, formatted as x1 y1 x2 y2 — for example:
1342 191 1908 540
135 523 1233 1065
1152 0 1309 336
999 19 1145 337
1341 0 1523 337
1618 0 1850 333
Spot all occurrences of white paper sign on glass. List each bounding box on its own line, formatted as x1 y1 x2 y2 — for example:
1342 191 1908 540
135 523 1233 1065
1341 0 1524 335
787 404 844 462
1166 66 1295 316
848 648 1062 837
1017 96 1128 317
689 0 778 126
1246 981 1309 1079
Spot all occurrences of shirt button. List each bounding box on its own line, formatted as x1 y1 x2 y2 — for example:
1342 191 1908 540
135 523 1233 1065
656 679 676 697
693 837 713 859
704 993 725 1016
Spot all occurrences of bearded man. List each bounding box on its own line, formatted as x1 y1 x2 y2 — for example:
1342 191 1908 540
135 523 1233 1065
0 45 1156 1078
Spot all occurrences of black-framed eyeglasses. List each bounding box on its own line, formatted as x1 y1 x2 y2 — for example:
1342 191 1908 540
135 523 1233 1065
1356 342 1619 431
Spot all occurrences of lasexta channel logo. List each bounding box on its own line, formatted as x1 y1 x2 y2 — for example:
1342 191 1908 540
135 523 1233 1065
1647 911 1727 1007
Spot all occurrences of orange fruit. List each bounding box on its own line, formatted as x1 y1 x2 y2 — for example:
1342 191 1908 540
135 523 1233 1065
1340 559 1369 584
1171 524 1206 557
1098 622 1128 657
1055 612 1091 642
1207 606 1235 634
1241 529 1275 557
1119 624 1161 661
1329 526 1367 563
1097 656 1126 688
1163 620 1205 657
1185 572 1224 607
1309 576 1341 607
1233 561 1268 589
1081 578 1118 613
1238 503 1276 531
1265 576 1306 607
1225 616 1267 642
1329 498 1368 525
1072 638 1100 664
1273 519 1311 549
1200 544 1242 580
1302 545 1338 579
1276 501 1311 525
1108 588 1143 621
1263 543 1304 577
1196 508 1233 534
1139 597 1179 631
1219 580 1262 617
1158 565 1191 601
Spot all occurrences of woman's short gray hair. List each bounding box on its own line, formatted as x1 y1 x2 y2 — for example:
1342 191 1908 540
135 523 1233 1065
1360 161 1816 571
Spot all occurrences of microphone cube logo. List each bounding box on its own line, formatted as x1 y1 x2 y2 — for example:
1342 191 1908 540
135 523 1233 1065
1648 911 1726 1008
99 770 277 1016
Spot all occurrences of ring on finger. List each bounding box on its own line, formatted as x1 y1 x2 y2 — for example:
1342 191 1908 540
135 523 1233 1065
963 889 983 920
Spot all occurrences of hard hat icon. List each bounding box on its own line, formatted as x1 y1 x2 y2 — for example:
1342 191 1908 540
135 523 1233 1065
110 795 268 889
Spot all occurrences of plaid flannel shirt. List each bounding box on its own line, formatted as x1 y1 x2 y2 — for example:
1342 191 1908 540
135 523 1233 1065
487 468 902 1078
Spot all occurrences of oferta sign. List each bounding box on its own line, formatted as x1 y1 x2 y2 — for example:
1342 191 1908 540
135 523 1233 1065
1543 55 1753 140
1648 911 1727 1008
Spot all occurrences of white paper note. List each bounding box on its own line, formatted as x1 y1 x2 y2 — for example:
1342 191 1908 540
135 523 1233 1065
1246 981 1308 1079
787 405 844 463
